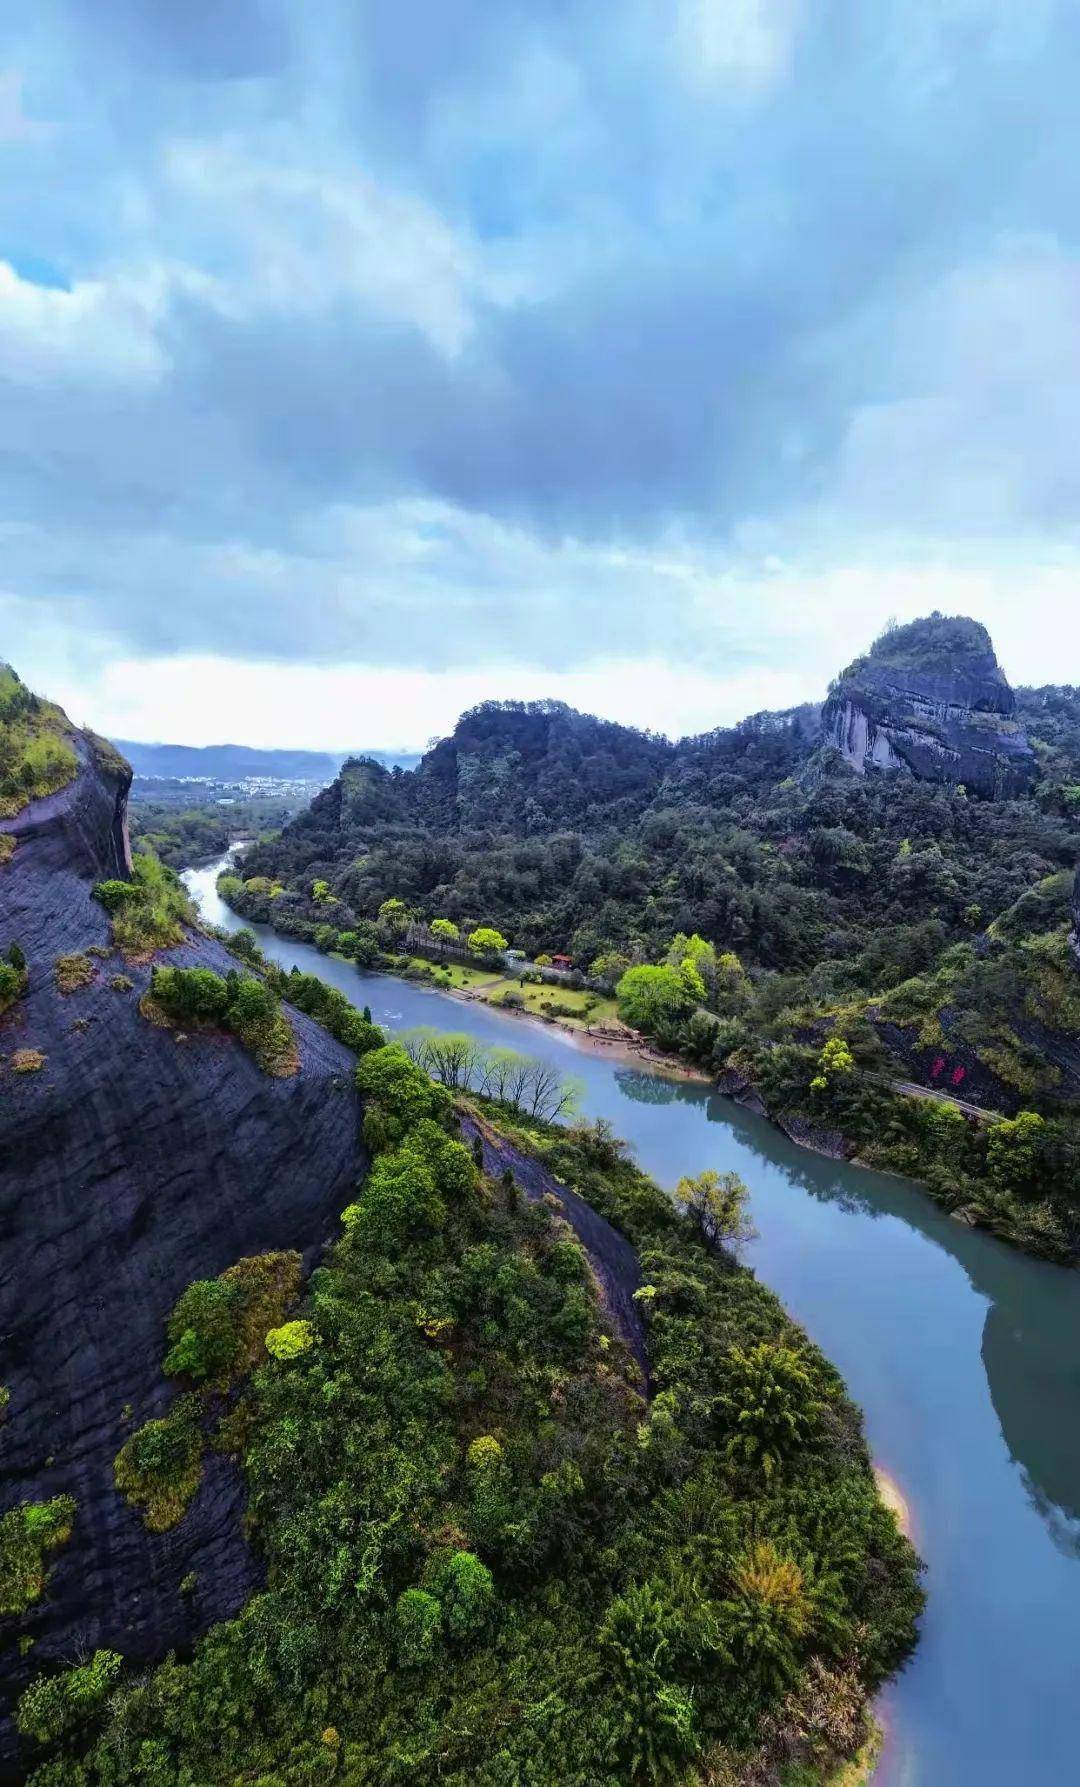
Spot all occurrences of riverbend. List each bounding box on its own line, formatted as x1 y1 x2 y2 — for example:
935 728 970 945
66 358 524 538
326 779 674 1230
186 855 1080 1787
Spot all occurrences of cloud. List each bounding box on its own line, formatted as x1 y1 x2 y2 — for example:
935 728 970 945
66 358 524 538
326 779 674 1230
0 259 170 384
0 0 1078 733
675 0 803 94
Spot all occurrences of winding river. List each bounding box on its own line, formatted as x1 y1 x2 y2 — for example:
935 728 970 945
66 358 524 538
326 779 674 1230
186 856 1080 1787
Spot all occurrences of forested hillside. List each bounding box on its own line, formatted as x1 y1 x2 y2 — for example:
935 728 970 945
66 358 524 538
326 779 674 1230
231 616 1080 1258
0 668 922 1785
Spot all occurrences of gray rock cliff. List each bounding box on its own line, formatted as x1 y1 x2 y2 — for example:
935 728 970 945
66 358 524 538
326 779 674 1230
0 729 366 1779
820 614 1036 799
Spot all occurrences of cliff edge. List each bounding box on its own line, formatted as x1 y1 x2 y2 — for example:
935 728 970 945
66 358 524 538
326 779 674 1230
0 700 366 1779
821 614 1036 798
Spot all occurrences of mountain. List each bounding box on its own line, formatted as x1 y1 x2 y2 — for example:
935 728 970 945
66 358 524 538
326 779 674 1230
821 614 1037 797
115 741 420 781
0 667 921 1784
0 681 366 1774
229 616 1080 1261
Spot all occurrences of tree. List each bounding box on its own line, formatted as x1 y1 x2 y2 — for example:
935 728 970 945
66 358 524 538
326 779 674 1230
720 1342 824 1479
377 897 410 939
719 1541 811 1697
616 964 700 1037
396 1588 442 1665
599 1583 697 1782
674 1169 755 1250
16 1650 123 1744
428 1550 495 1643
431 917 460 954
468 925 509 956
986 1110 1047 1199
809 1034 856 1093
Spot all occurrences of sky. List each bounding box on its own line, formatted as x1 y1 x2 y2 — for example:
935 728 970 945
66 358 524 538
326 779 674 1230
2 0 1079 749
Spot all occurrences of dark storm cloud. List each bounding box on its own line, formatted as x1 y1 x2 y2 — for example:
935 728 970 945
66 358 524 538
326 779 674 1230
1 0 1079 669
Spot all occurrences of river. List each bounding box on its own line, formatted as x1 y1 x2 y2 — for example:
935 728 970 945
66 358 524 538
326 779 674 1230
185 855 1080 1787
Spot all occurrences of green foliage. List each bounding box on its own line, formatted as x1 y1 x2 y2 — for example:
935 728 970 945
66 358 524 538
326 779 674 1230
0 946 27 1015
600 1582 697 1781
48 1090 921 1786
426 1549 495 1643
617 963 701 1040
0 667 79 818
16 1650 122 1744
810 1034 856 1093
720 1343 826 1480
986 1110 1048 1199
0 1496 75 1616
151 965 230 1024
92 879 144 915
270 967 384 1055
356 1041 452 1148
113 1399 203 1532
264 1319 316 1360
164 1251 302 1388
148 965 298 1075
720 1541 812 1698
674 1169 754 1249
395 1588 442 1665
468 924 509 955
97 851 195 957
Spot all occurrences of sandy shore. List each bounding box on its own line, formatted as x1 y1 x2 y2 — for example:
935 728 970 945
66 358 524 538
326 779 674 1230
873 1465 914 1540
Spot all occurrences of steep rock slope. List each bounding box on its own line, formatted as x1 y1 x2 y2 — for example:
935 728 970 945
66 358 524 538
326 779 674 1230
821 614 1036 797
0 733 366 1777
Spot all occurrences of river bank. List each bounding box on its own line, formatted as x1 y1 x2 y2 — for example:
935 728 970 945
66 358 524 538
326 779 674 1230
185 852 1080 1787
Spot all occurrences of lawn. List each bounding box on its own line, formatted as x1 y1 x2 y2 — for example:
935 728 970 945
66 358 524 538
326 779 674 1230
484 980 621 1030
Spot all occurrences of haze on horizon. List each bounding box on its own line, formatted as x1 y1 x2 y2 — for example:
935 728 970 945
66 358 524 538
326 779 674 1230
2 1 1079 749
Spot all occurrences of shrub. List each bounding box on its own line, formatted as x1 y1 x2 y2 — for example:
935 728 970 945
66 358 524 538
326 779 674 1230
101 852 193 957
427 1550 495 1643
113 1399 203 1532
11 1048 45 1073
395 1588 442 1666
225 974 298 1076
599 1583 697 1780
151 965 231 1024
720 1343 825 1479
146 966 298 1075
92 879 144 915
16 1650 122 1744
164 1252 303 1388
0 958 24 1013
54 952 96 995
0 1496 76 1615
265 1320 316 1361
109 973 134 992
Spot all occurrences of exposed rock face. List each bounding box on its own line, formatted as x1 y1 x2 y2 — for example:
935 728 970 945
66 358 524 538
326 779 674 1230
0 733 366 1779
821 615 1036 799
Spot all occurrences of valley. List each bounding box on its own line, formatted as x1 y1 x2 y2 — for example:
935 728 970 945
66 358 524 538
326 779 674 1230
188 853 1080 1787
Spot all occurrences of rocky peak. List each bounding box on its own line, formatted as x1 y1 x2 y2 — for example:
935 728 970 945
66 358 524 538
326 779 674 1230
821 614 1036 798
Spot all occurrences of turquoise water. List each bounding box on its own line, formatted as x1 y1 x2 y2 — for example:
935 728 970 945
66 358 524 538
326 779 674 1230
185 859 1080 1785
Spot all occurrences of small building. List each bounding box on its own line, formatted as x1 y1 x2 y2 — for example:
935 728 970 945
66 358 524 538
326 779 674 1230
550 953 573 971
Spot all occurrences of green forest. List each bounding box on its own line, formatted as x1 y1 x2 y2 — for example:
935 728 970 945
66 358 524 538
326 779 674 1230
20 1028 921 1786
222 619 1080 1260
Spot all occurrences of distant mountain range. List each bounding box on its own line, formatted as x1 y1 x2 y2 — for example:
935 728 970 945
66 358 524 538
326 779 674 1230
116 740 421 780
